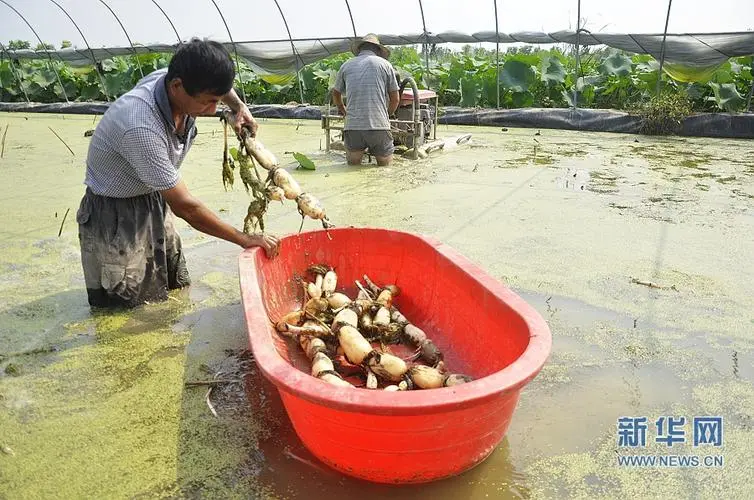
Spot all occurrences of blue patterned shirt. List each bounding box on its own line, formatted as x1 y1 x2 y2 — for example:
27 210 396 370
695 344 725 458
84 68 197 198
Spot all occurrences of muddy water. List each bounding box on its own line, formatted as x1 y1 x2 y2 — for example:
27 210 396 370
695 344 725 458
0 112 752 498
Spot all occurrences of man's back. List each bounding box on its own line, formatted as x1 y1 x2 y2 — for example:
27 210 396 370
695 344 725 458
334 50 398 131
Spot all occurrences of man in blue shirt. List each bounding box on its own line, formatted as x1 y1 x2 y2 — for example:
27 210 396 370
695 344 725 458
77 38 279 308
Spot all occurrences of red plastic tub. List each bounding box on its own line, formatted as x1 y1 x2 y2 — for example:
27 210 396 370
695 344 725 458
238 228 551 484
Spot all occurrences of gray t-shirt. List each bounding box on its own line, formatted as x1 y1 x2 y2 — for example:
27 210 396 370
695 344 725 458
333 50 399 131
85 68 197 198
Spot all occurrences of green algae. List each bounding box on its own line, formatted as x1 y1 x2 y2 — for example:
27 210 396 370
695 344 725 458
0 292 273 499
508 154 555 166
716 175 737 184
524 380 754 499
4 363 21 376
679 158 709 169
556 149 588 158
0 327 188 497
0 113 752 499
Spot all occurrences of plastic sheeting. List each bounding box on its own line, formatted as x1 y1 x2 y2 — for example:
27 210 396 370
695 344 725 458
2 102 753 139
440 106 754 140
5 31 754 77
3 0 753 45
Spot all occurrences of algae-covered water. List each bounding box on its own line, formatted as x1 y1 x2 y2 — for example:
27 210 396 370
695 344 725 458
0 112 752 499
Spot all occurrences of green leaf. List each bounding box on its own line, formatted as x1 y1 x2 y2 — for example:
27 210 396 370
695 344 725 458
292 152 316 170
55 80 78 100
102 72 132 97
711 69 733 84
505 53 541 68
563 86 595 107
270 83 294 93
300 68 316 91
636 60 660 74
499 60 536 92
17 65 36 80
540 57 566 85
635 62 661 91
447 62 465 90
459 76 479 107
78 84 102 101
229 147 239 161
600 52 633 77
576 75 602 91
100 59 117 72
685 83 708 100
312 69 331 81
470 57 488 69
511 91 534 108
32 69 57 88
327 69 338 90
480 67 499 107
709 82 745 112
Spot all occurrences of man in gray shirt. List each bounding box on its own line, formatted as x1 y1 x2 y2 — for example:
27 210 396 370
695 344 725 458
332 34 400 166
77 38 279 308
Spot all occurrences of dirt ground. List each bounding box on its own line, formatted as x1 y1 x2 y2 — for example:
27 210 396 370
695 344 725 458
0 112 752 499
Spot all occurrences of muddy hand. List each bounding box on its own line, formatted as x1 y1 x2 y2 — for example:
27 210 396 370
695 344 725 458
234 104 258 137
247 232 280 258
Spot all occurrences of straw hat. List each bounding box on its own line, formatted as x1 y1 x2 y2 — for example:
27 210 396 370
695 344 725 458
351 33 391 59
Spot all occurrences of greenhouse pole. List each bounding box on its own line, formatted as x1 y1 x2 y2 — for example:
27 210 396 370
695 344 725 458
656 0 673 97
208 0 247 103
0 0 69 102
0 41 30 103
493 0 500 108
418 0 430 75
150 1 182 44
572 0 581 109
272 0 305 105
98 0 144 78
344 0 357 37
746 82 754 113
47 0 111 102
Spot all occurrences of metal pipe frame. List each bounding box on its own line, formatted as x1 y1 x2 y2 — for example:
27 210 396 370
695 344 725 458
208 0 247 103
98 0 144 79
572 0 581 109
344 0 357 37
656 0 673 97
493 0 500 108
47 0 111 101
150 0 181 44
0 0 69 102
0 40 30 102
272 0 305 105
417 0 430 76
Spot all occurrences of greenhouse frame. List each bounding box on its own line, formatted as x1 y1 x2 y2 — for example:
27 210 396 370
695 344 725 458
1 0 753 110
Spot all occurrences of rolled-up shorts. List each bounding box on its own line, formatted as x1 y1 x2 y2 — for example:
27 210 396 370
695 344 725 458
343 130 394 157
77 188 190 308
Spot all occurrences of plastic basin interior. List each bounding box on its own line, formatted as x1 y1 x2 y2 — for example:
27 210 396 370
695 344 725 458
238 227 551 483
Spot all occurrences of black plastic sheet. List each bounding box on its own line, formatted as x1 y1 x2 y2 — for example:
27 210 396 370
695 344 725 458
2 102 753 139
